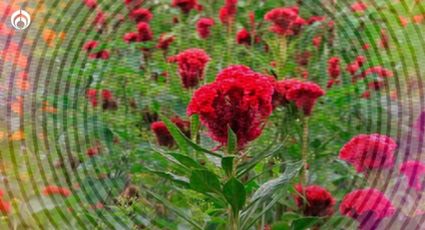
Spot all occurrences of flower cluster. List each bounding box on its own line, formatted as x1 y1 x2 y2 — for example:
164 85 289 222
264 6 305 36
219 0 238 25
196 18 215 39
346 55 366 76
187 65 274 148
151 117 190 147
294 184 335 217
327 57 340 88
339 134 397 173
399 160 425 191
172 0 199 14
83 40 110 60
168 48 211 88
86 89 118 110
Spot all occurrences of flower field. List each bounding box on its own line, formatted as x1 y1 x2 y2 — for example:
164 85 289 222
1 0 425 229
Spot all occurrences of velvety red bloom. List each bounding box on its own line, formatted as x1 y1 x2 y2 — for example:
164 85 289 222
168 48 211 88
130 8 153 22
196 18 215 39
93 11 106 26
339 134 397 173
340 189 395 230
273 79 302 107
83 40 98 52
86 89 116 109
295 51 311 66
219 0 237 25
187 65 274 148
123 32 140 43
87 146 99 157
294 184 335 217
156 34 175 50
137 22 153 41
400 160 425 191
285 81 325 116
327 57 340 79
151 118 190 147
172 0 198 14
83 0 97 9
264 7 304 36
0 199 10 215
368 80 385 90
312 36 322 48
346 56 366 75
361 90 371 99
88 50 110 60
236 28 253 45
86 89 98 106
42 185 72 197
351 2 367 13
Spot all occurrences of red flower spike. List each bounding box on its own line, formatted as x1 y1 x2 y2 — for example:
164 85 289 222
339 134 397 172
83 40 98 52
196 18 215 39
340 188 395 230
172 0 198 14
137 22 153 41
123 32 140 43
187 65 274 148
327 57 340 79
0 200 10 215
294 184 335 217
83 0 97 9
264 7 304 36
151 118 190 147
130 8 153 23
400 160 425 191
168 48 211 89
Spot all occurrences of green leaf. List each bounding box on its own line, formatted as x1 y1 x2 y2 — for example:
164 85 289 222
169 152 203 169
221 156 235 177
237 144 283 177
272 221 290 230
223 177 246 215
145 189 203 230
190 114 200 141
291 217 320 230
145 168 190 187
160 115 189 154
190 169 221 194
227 127 237 154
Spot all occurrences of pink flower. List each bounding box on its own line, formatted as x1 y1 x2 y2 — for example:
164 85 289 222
327 57 341 79
168 48 211 88
339 134 397 172
236 28 256 46
151 117 190 147
196 18 215 39
93 11 106 26
187 65 274 148
294 184 335 217
400 160 425 191
137 22 153 41
130 8 153 23
340 189 395 230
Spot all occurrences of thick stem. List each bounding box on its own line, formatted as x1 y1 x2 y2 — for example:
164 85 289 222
300 116 309 184
226 21 234 64
278 36 287 78
229 210 239 230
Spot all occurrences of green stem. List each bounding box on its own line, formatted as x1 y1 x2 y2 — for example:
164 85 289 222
229 209 239 230
278 36 287 78
300 116 309 184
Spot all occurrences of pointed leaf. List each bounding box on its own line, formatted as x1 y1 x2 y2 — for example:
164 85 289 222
227 127 237 154
169 152 203 169
190 169 221 194
222 156 235 177
223 177 246 215
160 115 189 154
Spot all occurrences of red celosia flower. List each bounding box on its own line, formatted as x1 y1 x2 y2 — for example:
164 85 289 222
83 40 98 52
42 185 72 197
295 51 311 66
340 188 395 230
196 18 215 39
93 11 106 26
151 118 190 147
86 89 98 106
362 66 393 78
399 16 409 27
264 7 304 36
123 32 140 43
327 57 340 79
187 65 274 148
416 111 425 135
285 81 325 116
83 0 97 9
168 48 211 88
351 2 367 13
273 79 302 107
86 89 117 109
88 50 110 60
339 134 397 172
400 160 425 191
236 28 253 46
172 0 198 14
87 146 99 157
346 56 366 75
0 199 10 215
361 90 371 99
294 184 335 217
368 80 385 90
219 0 237 25
312 36 322 48
130 8 153 22
137 22 153 41
156 34 175 50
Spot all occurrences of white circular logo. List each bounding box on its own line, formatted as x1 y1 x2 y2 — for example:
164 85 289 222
11 9 31 30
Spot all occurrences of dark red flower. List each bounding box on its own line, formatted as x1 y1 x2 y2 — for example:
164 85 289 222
151 117 190 147
368 80 385 90
187 65 274 148
42 185 72 197
415 111 425 135
400 160 425 191
327 57 340 79
339 134 397 173
347 56 366 75
168 48 211 88
88 50 110 60
156 34 175 50
340 189 395 230
295 51 311 66
285 81 325 116
123 32 140 43
130 8 153 22
273 79 302 107
219 0 237 25
137 22 153 41
93 11 106 26
0 199 10 214
196 18 215 39
294 184 335 217
86 89 98 106
83 40 98 52
264 7 304 36
312 36 322 48
351 2 368 13
380 29 389 49
87 146 100 157
83 0 97 9
362 66 393 78
172 0 198 14
236 28 254 46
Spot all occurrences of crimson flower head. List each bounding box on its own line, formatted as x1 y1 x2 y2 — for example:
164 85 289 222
264 7 304 36
123 32 140 43
168 48 211 88
362 66 393 78
219 0 237 25
172 0 198 14
83 0 97 9
43 185 72 197
93 11 106 26
285 81 325 116
295 51 311 66
88 50 110 60
196 18 215 39
273 79 302 107
187 65 274 148
339 134 397 173
130 8 153 22
156 34 175 50
83 40 98 52
0 199 10 215
340 189 395 230
236 28 254 46
151 117 190 147
137 22 153 41
294 184 335 217
327 57 340 78
400 160 425 191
